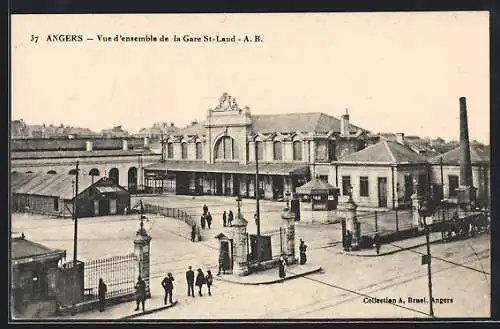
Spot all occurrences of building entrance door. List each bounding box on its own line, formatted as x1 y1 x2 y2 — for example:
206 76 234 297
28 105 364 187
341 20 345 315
378 177 388 208
272 176 284 200
233 175 240 196
220 240 233 272
215 174 223 195
99 198 110 215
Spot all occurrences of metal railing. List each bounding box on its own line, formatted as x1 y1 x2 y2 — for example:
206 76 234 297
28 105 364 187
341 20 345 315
142 203 201 240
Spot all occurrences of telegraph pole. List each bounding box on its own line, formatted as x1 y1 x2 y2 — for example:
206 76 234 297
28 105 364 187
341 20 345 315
254 140 261 263
73 161 79 265
422 210 434 317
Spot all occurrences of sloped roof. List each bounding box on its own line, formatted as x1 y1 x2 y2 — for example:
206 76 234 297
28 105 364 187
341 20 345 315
12 172 97 200
177 122 207 136
429 145 490 165
251 112 364 134
296 178 337 195
11 149 157 160
338 140 428 164
12 237 65 260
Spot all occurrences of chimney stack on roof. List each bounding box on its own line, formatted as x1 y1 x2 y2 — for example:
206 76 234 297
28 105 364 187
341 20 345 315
459 97 473 188
340 109 350 136
395 133 405 144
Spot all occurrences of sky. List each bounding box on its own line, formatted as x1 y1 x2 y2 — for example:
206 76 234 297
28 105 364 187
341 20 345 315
11 12 489 143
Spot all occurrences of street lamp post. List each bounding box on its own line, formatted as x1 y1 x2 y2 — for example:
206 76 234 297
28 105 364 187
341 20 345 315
419 202 434 317
72 161 80 265
254 139 261 264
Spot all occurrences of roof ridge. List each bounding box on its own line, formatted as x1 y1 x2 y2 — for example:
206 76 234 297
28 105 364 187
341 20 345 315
384 141 398 163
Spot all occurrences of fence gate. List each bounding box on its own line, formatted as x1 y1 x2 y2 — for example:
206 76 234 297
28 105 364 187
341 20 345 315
247 228 286 264
58 260 85 307
83 253 137 302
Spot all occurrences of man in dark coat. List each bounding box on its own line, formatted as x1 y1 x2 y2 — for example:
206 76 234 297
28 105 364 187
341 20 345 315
228 210 234 227
200 215 206 229
161 273 175 305
345 231 353 252
206 212 213 229
374 233 381 254
299 239 307 265
222 211 227 227
134 276 146 312
191 224 197 242
98 278 107 312
203 204 208 216
195 268 206 296
186 266 195 298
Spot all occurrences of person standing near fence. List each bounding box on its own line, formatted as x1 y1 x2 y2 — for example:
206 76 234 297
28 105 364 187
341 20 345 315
191 224 197 242
222 211 227 227
205 270 213 296
373 233 381 255
186 266 195 298
134 276 146 312
195 268 206 297
299 239 307 265
98 278 107 312
278 255 287 279
161 272 175 305
228 210 234 227
206 212 213 229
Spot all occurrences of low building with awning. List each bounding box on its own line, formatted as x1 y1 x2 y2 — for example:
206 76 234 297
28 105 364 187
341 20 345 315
11 172 130 218
144 160 310 200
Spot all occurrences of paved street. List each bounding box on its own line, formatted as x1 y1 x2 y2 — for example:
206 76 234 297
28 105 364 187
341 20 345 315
12 194 491 319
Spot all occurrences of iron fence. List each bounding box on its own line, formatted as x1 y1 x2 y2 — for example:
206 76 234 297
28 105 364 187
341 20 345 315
83 253 137 301
247 228 285 265
143 203 201 240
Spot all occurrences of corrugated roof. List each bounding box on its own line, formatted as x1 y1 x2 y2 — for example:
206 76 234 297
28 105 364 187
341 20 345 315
296 178 337 194
145 161 309 176
11 172 96 200
338 140 428 164
12 237 65 260
429 146 490 165
11 149 157 160
251 112 364 134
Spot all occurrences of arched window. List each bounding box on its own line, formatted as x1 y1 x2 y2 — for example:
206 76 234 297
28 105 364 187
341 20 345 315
195 142 203 159
167 143 174 159
47 170 57 175
181 143 188 159
293 141 303 161
89 168 100 176
273 141 283 161
68 169 78 175
255 141 264 161
215 136 239 160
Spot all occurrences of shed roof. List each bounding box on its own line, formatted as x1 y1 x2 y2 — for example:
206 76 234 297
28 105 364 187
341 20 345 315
296 178 337 195
338 140 428 165
11 237 65 260
429 145 490 165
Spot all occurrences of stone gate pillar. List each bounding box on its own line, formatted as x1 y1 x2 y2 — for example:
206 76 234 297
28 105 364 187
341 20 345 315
230 214 249 276
345 199 360 250
411 193 423 229
281 205 297 265
134 220 152 298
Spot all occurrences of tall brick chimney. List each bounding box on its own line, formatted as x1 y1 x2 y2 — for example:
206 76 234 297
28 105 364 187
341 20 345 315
459 97 473 187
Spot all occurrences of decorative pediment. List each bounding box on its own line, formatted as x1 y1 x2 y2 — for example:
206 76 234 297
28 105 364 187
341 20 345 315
213 92 242 112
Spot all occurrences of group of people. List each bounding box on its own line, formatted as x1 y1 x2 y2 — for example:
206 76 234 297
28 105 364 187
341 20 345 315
186 266 214 297
222 210 234 227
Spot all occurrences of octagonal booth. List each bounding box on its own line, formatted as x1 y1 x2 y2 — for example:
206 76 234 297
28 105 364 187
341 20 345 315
296 178 339 223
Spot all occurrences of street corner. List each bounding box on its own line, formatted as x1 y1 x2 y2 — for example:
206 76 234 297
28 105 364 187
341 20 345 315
214 263 322 285
120 300 179 320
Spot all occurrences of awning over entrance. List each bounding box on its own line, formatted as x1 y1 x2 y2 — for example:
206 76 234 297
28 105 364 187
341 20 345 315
145 161 309 176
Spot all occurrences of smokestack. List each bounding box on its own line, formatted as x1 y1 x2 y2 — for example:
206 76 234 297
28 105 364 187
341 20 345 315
340 109 350 136
459 97 473 187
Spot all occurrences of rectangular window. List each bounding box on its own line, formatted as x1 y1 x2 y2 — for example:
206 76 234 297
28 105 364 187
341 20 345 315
319 175 328 182
256 142 264 161
448 175 459 197
167 143 174 159
315 141 328 162
404 174 413 201
360 176 369 197
53 198 59 211
342 176 351 195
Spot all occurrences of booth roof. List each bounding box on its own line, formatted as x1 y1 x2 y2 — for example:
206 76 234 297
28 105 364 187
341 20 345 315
12 237 65 260
296 178 337 195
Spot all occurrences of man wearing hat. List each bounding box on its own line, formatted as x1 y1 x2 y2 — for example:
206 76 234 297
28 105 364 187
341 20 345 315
185 266 195 298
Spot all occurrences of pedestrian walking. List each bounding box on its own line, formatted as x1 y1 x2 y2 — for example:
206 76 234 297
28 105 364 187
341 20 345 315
205 270 213 296
195 268 206 296
373 233 381 255
200 215 206 229
186 266 195 298
222 211 227 227
228 210 234 227
299 239 307 265
97 278 107 312
161 272 175 305
206 212 213 229
278 255 287 279
203 204 208 216
134 276 146 312
191 224 197 242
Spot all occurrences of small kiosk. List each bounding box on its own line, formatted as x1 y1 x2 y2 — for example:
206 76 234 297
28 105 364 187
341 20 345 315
296 178 339 223
214 233 233 274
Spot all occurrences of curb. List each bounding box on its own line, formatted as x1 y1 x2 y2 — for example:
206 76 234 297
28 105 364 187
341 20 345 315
341 238 444 257
215 266 322 285
119 301 178 320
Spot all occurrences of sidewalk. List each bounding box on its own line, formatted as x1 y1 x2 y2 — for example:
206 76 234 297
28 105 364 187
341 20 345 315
340 231 444 257
215 263 322 285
